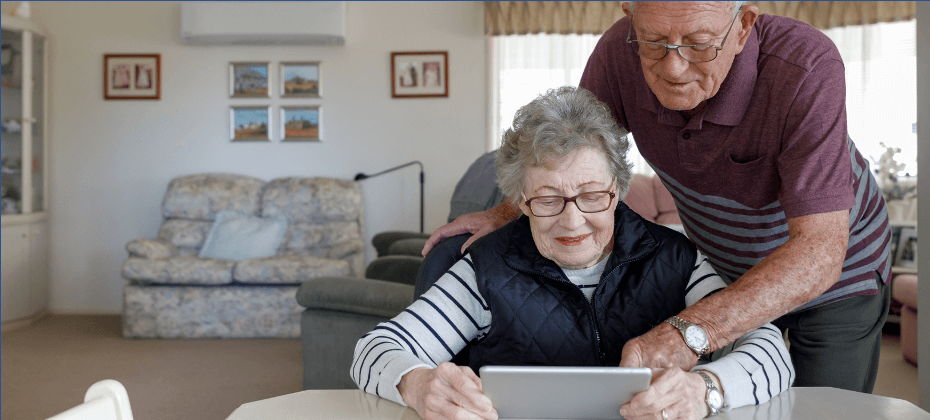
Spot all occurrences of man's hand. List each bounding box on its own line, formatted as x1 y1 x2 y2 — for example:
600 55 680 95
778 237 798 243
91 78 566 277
619 368 708 420
619 323 699 371
398 363 498 420
422 200 522 256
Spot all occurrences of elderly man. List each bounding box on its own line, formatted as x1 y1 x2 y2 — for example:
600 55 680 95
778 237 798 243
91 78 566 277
425 1 890 394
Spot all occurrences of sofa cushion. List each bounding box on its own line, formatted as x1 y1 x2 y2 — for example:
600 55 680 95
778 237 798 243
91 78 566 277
158 220 214 248
233 255 351 284
892 274 919 308
122 257 235 285
126 238 177 259
199 211 287 261
279 221 361 253
261 177 363 223
162 173 265 220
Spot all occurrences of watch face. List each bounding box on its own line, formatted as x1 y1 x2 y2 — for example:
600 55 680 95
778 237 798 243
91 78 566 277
685 325 707 348
707 388 723 409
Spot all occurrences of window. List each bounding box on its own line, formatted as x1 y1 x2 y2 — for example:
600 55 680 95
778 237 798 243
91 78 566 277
822 20 918 176
490 34 654 175
490 20 919 178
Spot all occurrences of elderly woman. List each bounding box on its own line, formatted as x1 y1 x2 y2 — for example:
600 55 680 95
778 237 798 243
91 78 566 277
352 87 793 420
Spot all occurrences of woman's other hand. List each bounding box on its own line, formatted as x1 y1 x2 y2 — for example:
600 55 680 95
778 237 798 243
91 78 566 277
619 367 708 420
398 362 498 420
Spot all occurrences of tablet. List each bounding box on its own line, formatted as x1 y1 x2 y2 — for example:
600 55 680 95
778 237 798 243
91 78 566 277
479 366 652 420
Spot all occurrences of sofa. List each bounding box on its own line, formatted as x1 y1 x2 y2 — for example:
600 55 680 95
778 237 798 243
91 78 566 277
892 273 918 366
121 173 365 339
296 173 682 389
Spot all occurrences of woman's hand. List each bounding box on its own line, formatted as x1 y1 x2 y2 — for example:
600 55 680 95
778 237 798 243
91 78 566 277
619 368 708 420
398 362 498 420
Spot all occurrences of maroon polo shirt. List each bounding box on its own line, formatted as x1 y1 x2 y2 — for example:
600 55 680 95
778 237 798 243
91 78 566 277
580 14 890 310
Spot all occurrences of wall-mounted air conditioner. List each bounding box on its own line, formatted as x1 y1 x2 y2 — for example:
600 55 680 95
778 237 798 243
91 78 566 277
181 1 346 46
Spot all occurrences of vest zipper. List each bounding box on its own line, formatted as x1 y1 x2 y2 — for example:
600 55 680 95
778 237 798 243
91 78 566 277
540 272 607 365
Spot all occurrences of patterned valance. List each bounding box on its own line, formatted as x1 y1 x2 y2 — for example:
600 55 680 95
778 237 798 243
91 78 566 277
484 1 917 35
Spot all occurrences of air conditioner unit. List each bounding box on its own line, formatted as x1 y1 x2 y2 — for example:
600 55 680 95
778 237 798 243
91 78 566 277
181 1 346 46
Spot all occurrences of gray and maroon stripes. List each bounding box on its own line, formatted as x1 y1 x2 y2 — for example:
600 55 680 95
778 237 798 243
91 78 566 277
653 138 890 312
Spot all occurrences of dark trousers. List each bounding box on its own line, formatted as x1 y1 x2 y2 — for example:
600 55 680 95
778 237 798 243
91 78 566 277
772 273 891 393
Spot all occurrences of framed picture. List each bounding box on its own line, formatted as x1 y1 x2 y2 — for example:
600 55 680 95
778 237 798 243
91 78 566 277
894 226 918 270
280 106 321 142
281 62 321 98
103 54 160 100
230 62 270 98
230 106 271 142
391 51 448 98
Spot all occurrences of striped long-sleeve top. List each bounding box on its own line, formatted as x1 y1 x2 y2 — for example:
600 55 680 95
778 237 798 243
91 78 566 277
351 250 794 411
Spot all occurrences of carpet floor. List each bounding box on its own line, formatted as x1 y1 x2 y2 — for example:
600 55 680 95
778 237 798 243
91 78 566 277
0 315 921 419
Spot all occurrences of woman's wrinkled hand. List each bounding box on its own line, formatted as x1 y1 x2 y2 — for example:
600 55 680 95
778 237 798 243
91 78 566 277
398 362 498 420
619 367 708 420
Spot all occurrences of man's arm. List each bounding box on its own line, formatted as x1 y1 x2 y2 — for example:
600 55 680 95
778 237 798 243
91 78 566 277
621 209 849 369
421 198 522 256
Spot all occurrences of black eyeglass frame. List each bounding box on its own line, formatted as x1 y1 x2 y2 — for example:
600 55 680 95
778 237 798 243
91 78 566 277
523 190 617 217
625 5 743 64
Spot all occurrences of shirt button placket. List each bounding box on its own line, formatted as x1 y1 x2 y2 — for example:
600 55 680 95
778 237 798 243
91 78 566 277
679 131 695 167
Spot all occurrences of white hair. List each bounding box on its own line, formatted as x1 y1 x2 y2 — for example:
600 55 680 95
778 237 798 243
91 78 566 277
628 1 745 17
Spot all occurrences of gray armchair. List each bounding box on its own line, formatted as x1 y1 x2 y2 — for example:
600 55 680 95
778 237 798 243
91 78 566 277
297 235 470 389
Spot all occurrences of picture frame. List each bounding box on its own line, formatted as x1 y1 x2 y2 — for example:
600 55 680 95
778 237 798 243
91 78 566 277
281 62 321 98
894 226 918 270
230 62 270 98
280 106 321 142
230 106 271 142
391 51 448 98
103 54 160 100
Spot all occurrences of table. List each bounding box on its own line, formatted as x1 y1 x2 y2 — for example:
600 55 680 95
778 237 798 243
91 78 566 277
226 388 930 420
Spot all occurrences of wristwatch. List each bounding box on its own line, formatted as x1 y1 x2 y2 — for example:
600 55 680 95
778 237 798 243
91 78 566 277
695 370 724 417
665 315 710 356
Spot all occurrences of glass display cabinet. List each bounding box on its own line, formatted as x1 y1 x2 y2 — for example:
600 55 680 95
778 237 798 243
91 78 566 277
1 14 49 325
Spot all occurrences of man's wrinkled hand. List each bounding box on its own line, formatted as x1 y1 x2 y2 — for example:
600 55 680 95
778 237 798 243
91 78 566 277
422 202 519 256
398 363 498 420
619 323 699 371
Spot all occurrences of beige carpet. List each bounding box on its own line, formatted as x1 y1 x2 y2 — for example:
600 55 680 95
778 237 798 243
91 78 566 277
1 315 303 419
1 315 921 419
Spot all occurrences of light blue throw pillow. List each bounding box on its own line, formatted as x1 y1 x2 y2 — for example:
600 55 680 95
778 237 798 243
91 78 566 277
199 211 288 261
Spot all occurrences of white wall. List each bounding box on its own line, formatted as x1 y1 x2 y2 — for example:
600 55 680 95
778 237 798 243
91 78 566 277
18 1 488 314
916 2 928 410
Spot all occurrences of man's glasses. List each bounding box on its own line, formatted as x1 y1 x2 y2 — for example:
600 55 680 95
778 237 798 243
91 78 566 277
626 6 742 63
523 190 616 217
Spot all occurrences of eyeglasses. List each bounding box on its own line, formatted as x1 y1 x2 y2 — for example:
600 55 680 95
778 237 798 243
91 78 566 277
626 6 742 63
523 190 616 217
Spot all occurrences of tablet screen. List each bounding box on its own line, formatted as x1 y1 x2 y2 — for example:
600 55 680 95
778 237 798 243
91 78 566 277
479 366 652 419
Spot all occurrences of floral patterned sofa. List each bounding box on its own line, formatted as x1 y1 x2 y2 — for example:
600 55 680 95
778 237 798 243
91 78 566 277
121 173 365 339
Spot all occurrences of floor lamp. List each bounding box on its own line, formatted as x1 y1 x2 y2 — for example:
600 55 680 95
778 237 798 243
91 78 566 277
354 161 424 233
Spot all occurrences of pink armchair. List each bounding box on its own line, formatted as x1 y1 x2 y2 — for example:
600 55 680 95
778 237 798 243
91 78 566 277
622 174 681 225
892 274 918 366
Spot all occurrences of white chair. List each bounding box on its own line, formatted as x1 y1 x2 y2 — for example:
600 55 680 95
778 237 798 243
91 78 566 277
46 379 134 420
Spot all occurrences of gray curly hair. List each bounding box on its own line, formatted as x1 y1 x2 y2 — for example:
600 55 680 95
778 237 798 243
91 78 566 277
496 86 633 204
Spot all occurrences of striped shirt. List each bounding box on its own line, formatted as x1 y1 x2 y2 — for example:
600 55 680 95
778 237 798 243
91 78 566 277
352 250 794 411
579 14 890 311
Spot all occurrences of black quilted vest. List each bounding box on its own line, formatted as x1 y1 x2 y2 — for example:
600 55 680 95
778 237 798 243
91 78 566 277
465 202 696 372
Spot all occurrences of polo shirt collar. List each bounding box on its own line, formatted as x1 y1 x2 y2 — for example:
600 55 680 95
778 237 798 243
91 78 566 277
635 25 760 127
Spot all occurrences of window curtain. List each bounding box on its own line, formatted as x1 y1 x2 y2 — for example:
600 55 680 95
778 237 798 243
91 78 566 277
484 1 916 35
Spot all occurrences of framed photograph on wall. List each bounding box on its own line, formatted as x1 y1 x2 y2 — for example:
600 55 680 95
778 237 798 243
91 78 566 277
281 62 321 98
230 106 271 142
230 62 270 98
894 226 918 270
280 106 321 142
103 54 160 100
391 51 448 98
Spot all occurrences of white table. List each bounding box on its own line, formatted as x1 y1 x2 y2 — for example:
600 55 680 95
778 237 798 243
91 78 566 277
226 388 929 420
